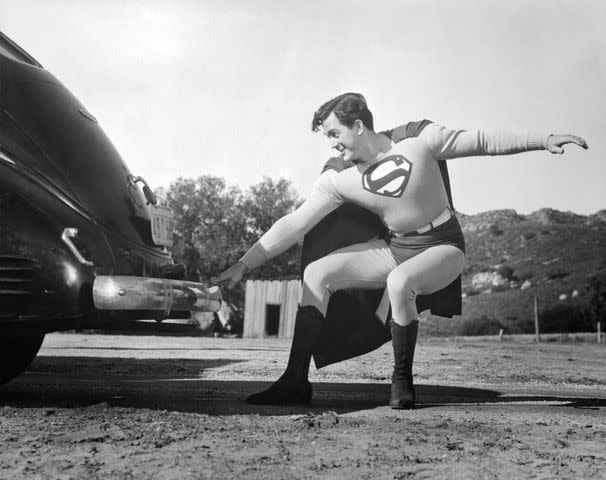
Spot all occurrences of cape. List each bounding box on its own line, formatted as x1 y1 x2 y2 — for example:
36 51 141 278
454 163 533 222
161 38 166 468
303 120 462 369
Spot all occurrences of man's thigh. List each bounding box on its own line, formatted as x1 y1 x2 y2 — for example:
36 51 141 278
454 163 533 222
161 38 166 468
389 244 465 296
304 237 398 291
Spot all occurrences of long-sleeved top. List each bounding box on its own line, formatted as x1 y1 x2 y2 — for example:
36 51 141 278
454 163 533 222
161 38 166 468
240 122 549 270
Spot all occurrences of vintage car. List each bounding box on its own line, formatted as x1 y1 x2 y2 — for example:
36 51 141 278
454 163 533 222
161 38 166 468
0 31 221 384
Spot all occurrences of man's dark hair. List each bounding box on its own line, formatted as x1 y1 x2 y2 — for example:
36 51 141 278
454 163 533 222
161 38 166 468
311 92 374 132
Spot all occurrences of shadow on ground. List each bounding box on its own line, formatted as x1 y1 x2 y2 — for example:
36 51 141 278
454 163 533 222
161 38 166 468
1 356 605 416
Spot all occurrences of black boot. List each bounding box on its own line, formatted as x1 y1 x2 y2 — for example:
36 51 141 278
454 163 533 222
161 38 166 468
247 305 323 405
389 319 419 409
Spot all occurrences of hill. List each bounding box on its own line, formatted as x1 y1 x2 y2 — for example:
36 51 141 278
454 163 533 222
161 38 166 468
422 208 606 336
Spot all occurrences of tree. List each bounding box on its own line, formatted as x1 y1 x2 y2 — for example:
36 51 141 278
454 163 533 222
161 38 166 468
162 175 304 316
241 177 302 278
242 177 301 237
164 175 248 282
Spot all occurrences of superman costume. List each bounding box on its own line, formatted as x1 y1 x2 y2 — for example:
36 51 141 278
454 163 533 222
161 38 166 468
240 120 549 367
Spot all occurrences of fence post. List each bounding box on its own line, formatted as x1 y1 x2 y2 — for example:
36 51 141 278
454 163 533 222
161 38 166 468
598 321 602 345
534 295 540 342
499 329 504 343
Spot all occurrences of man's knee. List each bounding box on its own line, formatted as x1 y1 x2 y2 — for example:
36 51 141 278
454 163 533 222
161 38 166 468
303 259 330 290
386 269 417 302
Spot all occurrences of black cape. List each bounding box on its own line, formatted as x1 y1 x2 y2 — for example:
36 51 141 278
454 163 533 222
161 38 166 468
303 120 462 369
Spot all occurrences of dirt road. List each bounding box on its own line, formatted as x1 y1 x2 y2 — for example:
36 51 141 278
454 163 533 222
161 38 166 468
1 334 605 479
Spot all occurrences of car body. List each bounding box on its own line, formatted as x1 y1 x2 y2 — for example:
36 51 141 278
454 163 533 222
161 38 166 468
0 31 220 384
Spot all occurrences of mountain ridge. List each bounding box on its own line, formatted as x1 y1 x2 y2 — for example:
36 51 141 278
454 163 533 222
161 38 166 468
457 208 606 232
422 207 606 335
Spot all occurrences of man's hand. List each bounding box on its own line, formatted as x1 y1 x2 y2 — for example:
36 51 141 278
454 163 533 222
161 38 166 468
211 261 249 290
546 134 588 154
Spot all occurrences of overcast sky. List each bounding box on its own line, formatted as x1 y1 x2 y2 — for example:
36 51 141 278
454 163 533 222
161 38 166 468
1 0 604 215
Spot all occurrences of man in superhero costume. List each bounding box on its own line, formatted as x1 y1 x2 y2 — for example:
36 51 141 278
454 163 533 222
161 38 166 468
213 93 587 409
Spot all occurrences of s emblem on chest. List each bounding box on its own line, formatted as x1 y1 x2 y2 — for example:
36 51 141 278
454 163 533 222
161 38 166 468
361 155 412 197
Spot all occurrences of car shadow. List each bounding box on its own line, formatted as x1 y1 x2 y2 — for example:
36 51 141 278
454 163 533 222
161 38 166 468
1 356 605 416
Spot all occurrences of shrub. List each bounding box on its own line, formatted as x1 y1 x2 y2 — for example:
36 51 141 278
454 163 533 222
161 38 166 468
522 232 536 241
546 269 570 280
517 271 534 281
497 265 516 281
462 262 477 276
586 270 606 326
538 302 593 333
456 316 506 336
462 285 481 297
488 224 503 235
511 317 534 334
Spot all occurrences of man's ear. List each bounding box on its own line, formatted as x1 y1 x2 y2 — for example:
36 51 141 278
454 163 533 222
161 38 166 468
355 119 364 135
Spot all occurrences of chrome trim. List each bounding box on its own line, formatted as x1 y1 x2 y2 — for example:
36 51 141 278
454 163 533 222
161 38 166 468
0 149 16 165
128 174 158 205
61 228 94 267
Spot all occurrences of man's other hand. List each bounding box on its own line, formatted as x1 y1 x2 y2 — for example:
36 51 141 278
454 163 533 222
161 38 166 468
211 261 249 290
547 134 588 154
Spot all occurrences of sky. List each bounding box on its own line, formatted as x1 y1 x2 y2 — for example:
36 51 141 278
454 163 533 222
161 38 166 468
0 0 604 215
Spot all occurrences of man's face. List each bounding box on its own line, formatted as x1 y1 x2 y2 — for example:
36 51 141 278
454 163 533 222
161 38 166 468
321 112 362 162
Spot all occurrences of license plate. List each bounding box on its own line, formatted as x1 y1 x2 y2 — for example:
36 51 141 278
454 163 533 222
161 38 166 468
150 205 174 247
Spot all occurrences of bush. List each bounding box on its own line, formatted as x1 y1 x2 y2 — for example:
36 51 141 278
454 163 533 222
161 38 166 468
511 317 534 334
538 302 593 333
462 285 481 297
463 262 477 276
497 265 516 281
456 316 506 336
517 271 534 281
586 270 606 326
546 269 570 280
488 224 503 235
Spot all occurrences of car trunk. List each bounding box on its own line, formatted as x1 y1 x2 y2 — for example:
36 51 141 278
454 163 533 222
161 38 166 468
0 32 157 249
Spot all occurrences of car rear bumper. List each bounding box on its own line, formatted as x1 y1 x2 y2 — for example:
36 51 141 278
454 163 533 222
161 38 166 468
93 276 221 314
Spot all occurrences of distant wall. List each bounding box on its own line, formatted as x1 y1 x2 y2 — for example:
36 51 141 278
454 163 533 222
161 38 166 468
243 279 301 338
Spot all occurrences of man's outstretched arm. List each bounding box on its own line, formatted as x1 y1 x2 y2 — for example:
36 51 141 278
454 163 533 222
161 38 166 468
212 172 343 289
421 123 588 160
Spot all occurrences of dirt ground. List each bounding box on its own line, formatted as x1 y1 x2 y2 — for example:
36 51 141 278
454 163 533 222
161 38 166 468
1 333 605 480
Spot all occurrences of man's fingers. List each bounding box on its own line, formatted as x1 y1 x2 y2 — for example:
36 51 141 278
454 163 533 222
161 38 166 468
552 145 564 154
211 270 230 284
570 135 588 149
553 134 589 150
211 273 224 283
547 133 591 154
547 138 564 154
211 263 245 289
226 275 241 290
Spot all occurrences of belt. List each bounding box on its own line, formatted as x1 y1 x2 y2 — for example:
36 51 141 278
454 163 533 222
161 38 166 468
388 207 453 238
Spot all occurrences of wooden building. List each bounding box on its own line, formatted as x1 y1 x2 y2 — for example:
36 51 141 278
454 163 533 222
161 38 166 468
243 279 302 338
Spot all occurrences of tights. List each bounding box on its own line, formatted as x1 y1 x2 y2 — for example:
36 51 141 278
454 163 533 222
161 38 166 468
301 238 465 326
